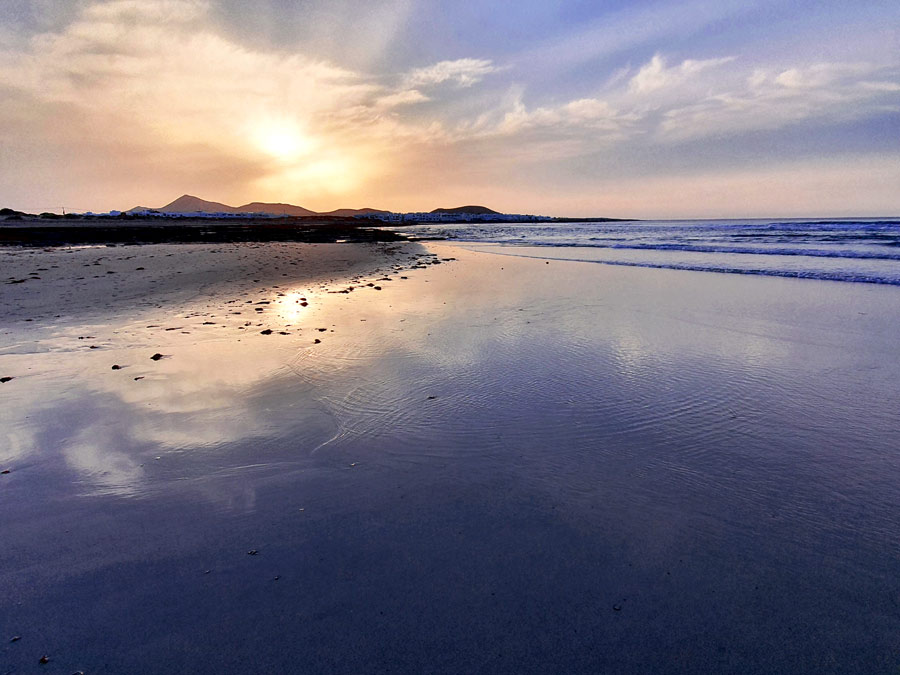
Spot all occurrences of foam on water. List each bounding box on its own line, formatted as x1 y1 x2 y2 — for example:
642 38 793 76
396 218 900 285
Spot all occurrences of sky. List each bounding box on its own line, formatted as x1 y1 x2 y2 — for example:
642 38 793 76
0 0 898 217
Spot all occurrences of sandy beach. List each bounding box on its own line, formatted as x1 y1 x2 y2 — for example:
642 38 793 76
2 241 900 673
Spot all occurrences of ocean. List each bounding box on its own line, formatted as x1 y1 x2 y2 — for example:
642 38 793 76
396 218 900 286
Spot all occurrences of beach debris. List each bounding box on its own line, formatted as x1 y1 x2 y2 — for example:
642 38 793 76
247 549 259 555
111 364 122 370
0 377 13 383
1 470 10 475
150 353 165 361
260 329 273 335
349 462 359 467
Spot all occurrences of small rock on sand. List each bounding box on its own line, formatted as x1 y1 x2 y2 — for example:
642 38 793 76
150 353 165 361
0 377 13 383
260 329 273 335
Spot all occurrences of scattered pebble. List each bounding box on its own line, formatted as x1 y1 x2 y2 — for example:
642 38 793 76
111 364 122 370
313 339 321 344
260 329 273 335
150 353 165 361
134 376 144 381
0 377 13 383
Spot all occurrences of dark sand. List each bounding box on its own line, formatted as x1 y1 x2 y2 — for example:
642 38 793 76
2 242 899 673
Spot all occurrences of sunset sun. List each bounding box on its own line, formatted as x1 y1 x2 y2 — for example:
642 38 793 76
254 123 313 161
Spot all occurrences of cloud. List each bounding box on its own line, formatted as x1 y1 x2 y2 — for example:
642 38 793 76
374 89 429 109
657 61 900 141
0 0 456 206
629 54 736 94
404 58 497 88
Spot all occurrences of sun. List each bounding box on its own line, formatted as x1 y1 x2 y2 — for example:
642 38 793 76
254 122 313 161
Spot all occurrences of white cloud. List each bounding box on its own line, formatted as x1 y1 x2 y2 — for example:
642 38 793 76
774 62 875 89
629 54 735 94
404 58 497 88
375 89 429 109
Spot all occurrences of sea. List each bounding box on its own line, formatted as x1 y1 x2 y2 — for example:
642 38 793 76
395 217 900 286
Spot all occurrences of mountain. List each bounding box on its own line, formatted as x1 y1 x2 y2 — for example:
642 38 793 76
237 202 316 217
127 195 500 218
318 207 389 217
430 205 499 215
156 195 239 213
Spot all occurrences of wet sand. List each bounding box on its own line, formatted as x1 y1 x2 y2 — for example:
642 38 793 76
2 242 900 673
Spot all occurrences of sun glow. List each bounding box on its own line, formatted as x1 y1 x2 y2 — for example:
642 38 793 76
254 123 314 161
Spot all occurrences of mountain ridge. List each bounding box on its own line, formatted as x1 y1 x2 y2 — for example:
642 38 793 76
128 195 496 217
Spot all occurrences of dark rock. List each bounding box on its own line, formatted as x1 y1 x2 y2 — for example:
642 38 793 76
314 339 321 344
39 655 49 664
260 329 273 335
111 365 121 370
247 550 259 555
150 353 165 361
1 470 10 475
0 377 13 383
134 376 144 381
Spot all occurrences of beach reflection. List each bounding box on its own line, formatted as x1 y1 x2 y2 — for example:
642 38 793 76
3 242 899 507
